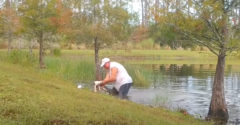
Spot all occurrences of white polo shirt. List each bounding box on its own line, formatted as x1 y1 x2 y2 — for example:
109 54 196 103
109 62 132 91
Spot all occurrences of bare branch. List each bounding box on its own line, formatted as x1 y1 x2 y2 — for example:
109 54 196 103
199 33 219 41
192 38 219 56
226 0 240 12
181 31 219 56
226 47 240 56
232 24 240 31
226 46 240 52
203 19 223 44
192 0 224 46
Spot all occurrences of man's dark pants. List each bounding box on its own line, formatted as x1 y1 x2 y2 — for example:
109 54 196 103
110 83 132 99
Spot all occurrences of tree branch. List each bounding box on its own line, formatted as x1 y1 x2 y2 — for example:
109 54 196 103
199 33 219 41
181 31 219 56
226 0 240 12
226 46 240 53
192 0 224 46
202 16 223 45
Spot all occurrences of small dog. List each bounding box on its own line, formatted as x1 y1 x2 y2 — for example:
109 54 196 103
94 83 109 94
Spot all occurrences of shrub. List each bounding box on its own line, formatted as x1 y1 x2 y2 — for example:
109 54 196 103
53 48 61 57
126 65 151 87
45 57 95 83
140 39 154 49
152 95 170 108
7 50 37 67
0 42 8 49
133 69 150 87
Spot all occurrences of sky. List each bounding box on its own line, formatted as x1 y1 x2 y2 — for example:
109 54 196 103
0 1 4 8
128 0 142 24
130 0 141 13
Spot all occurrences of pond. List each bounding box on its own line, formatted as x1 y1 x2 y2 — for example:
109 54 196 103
127 63 240 124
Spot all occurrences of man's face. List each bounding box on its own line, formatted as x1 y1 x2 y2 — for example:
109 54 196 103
104 62 110 69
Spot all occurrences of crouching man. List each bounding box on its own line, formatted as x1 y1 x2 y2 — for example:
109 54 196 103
95 58 133 99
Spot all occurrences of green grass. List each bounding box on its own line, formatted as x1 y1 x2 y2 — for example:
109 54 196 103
61 49 240 65
0 62 211 125
61 49 217 58
126 65 152 87
44 56 153 87
0 50 154 87
0 49 239 59
126 58 240 65
0 49 239 86
44 56 95 83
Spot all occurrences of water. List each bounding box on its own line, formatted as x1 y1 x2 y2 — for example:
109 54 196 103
128 64 240 123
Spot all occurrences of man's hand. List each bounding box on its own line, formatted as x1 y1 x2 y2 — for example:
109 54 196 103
94 81 103 85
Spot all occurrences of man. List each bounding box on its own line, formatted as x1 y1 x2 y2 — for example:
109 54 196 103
94 58 133 99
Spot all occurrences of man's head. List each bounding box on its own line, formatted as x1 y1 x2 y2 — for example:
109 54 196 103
101 58 110 69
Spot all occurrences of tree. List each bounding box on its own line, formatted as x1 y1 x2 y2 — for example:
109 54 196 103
19 0 58 68
141 0 152 27
1 0 20 53
152 0 240 121
52 0 72 34
149 22 194 49
178 0 240 121
50 0 72 52
150 0 195 49
70 0 132 80
0 8 3 37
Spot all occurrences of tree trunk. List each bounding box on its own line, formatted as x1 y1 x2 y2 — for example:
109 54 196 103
144 0 148 27
155 0 159 22
38 32 45 69
29 39 33 56
94 37 101 80
141 0 144 27
6 0 12 54
187 0 190 17
239 7 240 25
18 38 21 50
7 31 12 54
207 54 229 121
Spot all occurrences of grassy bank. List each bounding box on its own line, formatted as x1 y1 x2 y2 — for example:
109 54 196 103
58 49 240 65
0 50 153 87
1 49 239 59
0 49 239 87
0 62 211 125
61 49 217 59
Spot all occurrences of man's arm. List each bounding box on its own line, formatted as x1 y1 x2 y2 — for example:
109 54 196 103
100 67 118 86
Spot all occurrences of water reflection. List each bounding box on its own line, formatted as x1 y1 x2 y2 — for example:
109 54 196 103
128 64 240 123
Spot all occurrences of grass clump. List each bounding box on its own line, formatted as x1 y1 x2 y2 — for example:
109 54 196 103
7 50 38 67
152 95 170 108
126 64 152 88
44 56 95 83
52 48 61 57
132 69 150 87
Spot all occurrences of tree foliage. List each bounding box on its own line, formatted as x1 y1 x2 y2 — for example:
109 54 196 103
19 0 59 68
178 0 240 55
68 0 132 46
0 0 21 52
51 0 72 34
64 0 133 79
19 0 58 37
150 0 240 121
